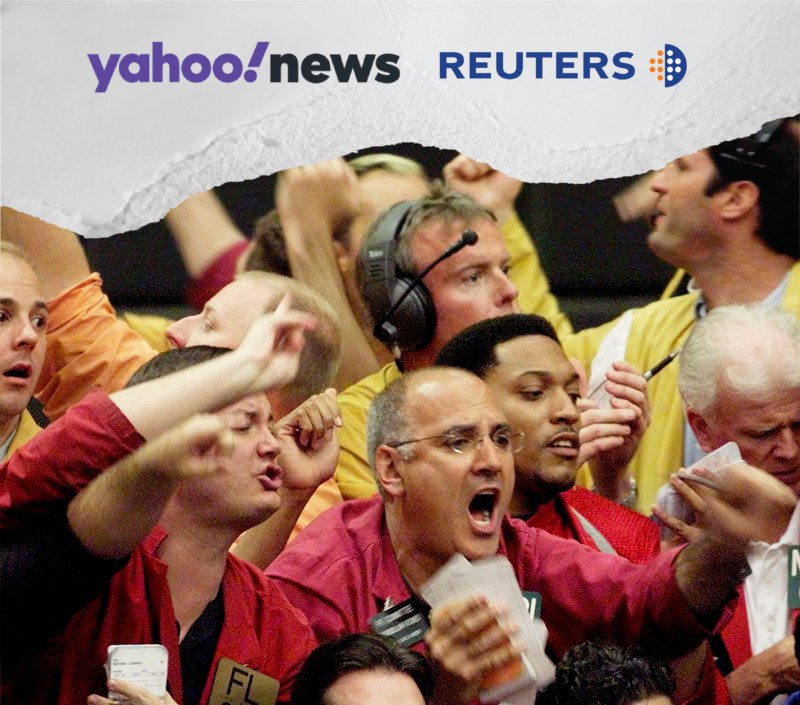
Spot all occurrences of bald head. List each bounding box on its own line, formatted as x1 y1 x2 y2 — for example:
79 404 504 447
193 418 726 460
367 367 490 471
368 367 516 581
164 272 342 416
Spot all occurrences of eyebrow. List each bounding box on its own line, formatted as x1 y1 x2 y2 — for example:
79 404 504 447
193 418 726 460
0 297 48 312
439 423 478 436
518 370 580 385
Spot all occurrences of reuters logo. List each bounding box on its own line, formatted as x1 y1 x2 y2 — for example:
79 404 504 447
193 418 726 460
650 44 686 86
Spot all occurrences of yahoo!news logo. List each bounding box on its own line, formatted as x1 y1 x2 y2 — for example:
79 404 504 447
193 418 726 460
88 41 400 93
439 43 687 87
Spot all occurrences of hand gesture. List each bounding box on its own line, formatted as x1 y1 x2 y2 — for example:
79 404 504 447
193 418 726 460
443 154 522 224
667 463 797 547
276 157 360 239
274 388 341 492
140 413 234 480
583 361 650 490
426 594 524 705
235 294 317 395
650 494 703 550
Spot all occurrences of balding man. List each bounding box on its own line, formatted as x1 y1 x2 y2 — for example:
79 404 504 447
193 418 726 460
334 185 581 500
269 366 778 704
1 207 343 535
0 242 48 460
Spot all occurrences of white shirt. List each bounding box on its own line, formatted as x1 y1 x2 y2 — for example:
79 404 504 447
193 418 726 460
745 501 800 656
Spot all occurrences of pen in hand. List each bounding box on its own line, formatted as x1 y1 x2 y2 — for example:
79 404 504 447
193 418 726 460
644 348 681 381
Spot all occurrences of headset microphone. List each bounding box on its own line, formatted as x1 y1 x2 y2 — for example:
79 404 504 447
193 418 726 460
372 229 479 348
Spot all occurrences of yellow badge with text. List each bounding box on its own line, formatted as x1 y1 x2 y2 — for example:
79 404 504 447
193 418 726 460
208 658 279 705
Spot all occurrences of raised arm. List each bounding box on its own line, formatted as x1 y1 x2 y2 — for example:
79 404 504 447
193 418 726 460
672 463 796 615
657 464 800 705
1 414 233 666
67 414 232 559
1 207 91 300
164 189 247 281
443 155 572 337
277 158 382 388
110 296 316 440
1 207 158 420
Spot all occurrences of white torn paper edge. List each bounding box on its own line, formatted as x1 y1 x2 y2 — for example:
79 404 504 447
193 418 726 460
2 2 799 235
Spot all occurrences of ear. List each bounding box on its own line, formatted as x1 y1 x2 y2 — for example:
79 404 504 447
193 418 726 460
374 445 405 498
686 408 719 454
333 240 351 270
714 180 760 222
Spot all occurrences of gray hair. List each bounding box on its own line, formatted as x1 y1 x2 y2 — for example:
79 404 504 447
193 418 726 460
359 184 496 283
366 374 415 494
678 304 800 418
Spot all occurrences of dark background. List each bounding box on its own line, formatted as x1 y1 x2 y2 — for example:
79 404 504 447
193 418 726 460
81 143 675 331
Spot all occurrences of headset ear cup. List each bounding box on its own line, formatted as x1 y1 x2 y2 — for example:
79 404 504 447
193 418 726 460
358 201 412 338
359 200 438 353
389 276 437 351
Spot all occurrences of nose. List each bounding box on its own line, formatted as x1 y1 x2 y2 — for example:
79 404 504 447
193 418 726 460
165 314 198 349
551 389 579 426
650 167 668 195
14 318 39 349
472 432 504 476
495 270 519 310
257 428 281 460
773 427 800 461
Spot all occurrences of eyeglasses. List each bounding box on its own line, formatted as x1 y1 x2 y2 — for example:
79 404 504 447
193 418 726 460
388 427 525 455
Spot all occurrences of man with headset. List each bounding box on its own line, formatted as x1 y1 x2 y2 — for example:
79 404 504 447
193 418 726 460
563 117 800 513
332 185 517 499
332 185 640 501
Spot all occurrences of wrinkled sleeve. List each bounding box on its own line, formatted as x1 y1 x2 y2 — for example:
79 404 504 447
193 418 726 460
517 529 736 661
0 389 145 529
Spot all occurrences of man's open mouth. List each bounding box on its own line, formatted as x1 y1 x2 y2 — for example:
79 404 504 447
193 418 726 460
3 364 31 380
649 209 664 228
546 431 580 458
257 464 283 491
469 488 500 528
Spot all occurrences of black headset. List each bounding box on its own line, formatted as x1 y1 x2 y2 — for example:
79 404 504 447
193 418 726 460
714 118 786 173
359 201 438 354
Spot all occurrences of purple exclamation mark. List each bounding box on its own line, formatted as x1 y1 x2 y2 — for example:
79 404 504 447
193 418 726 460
244 42 269 82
